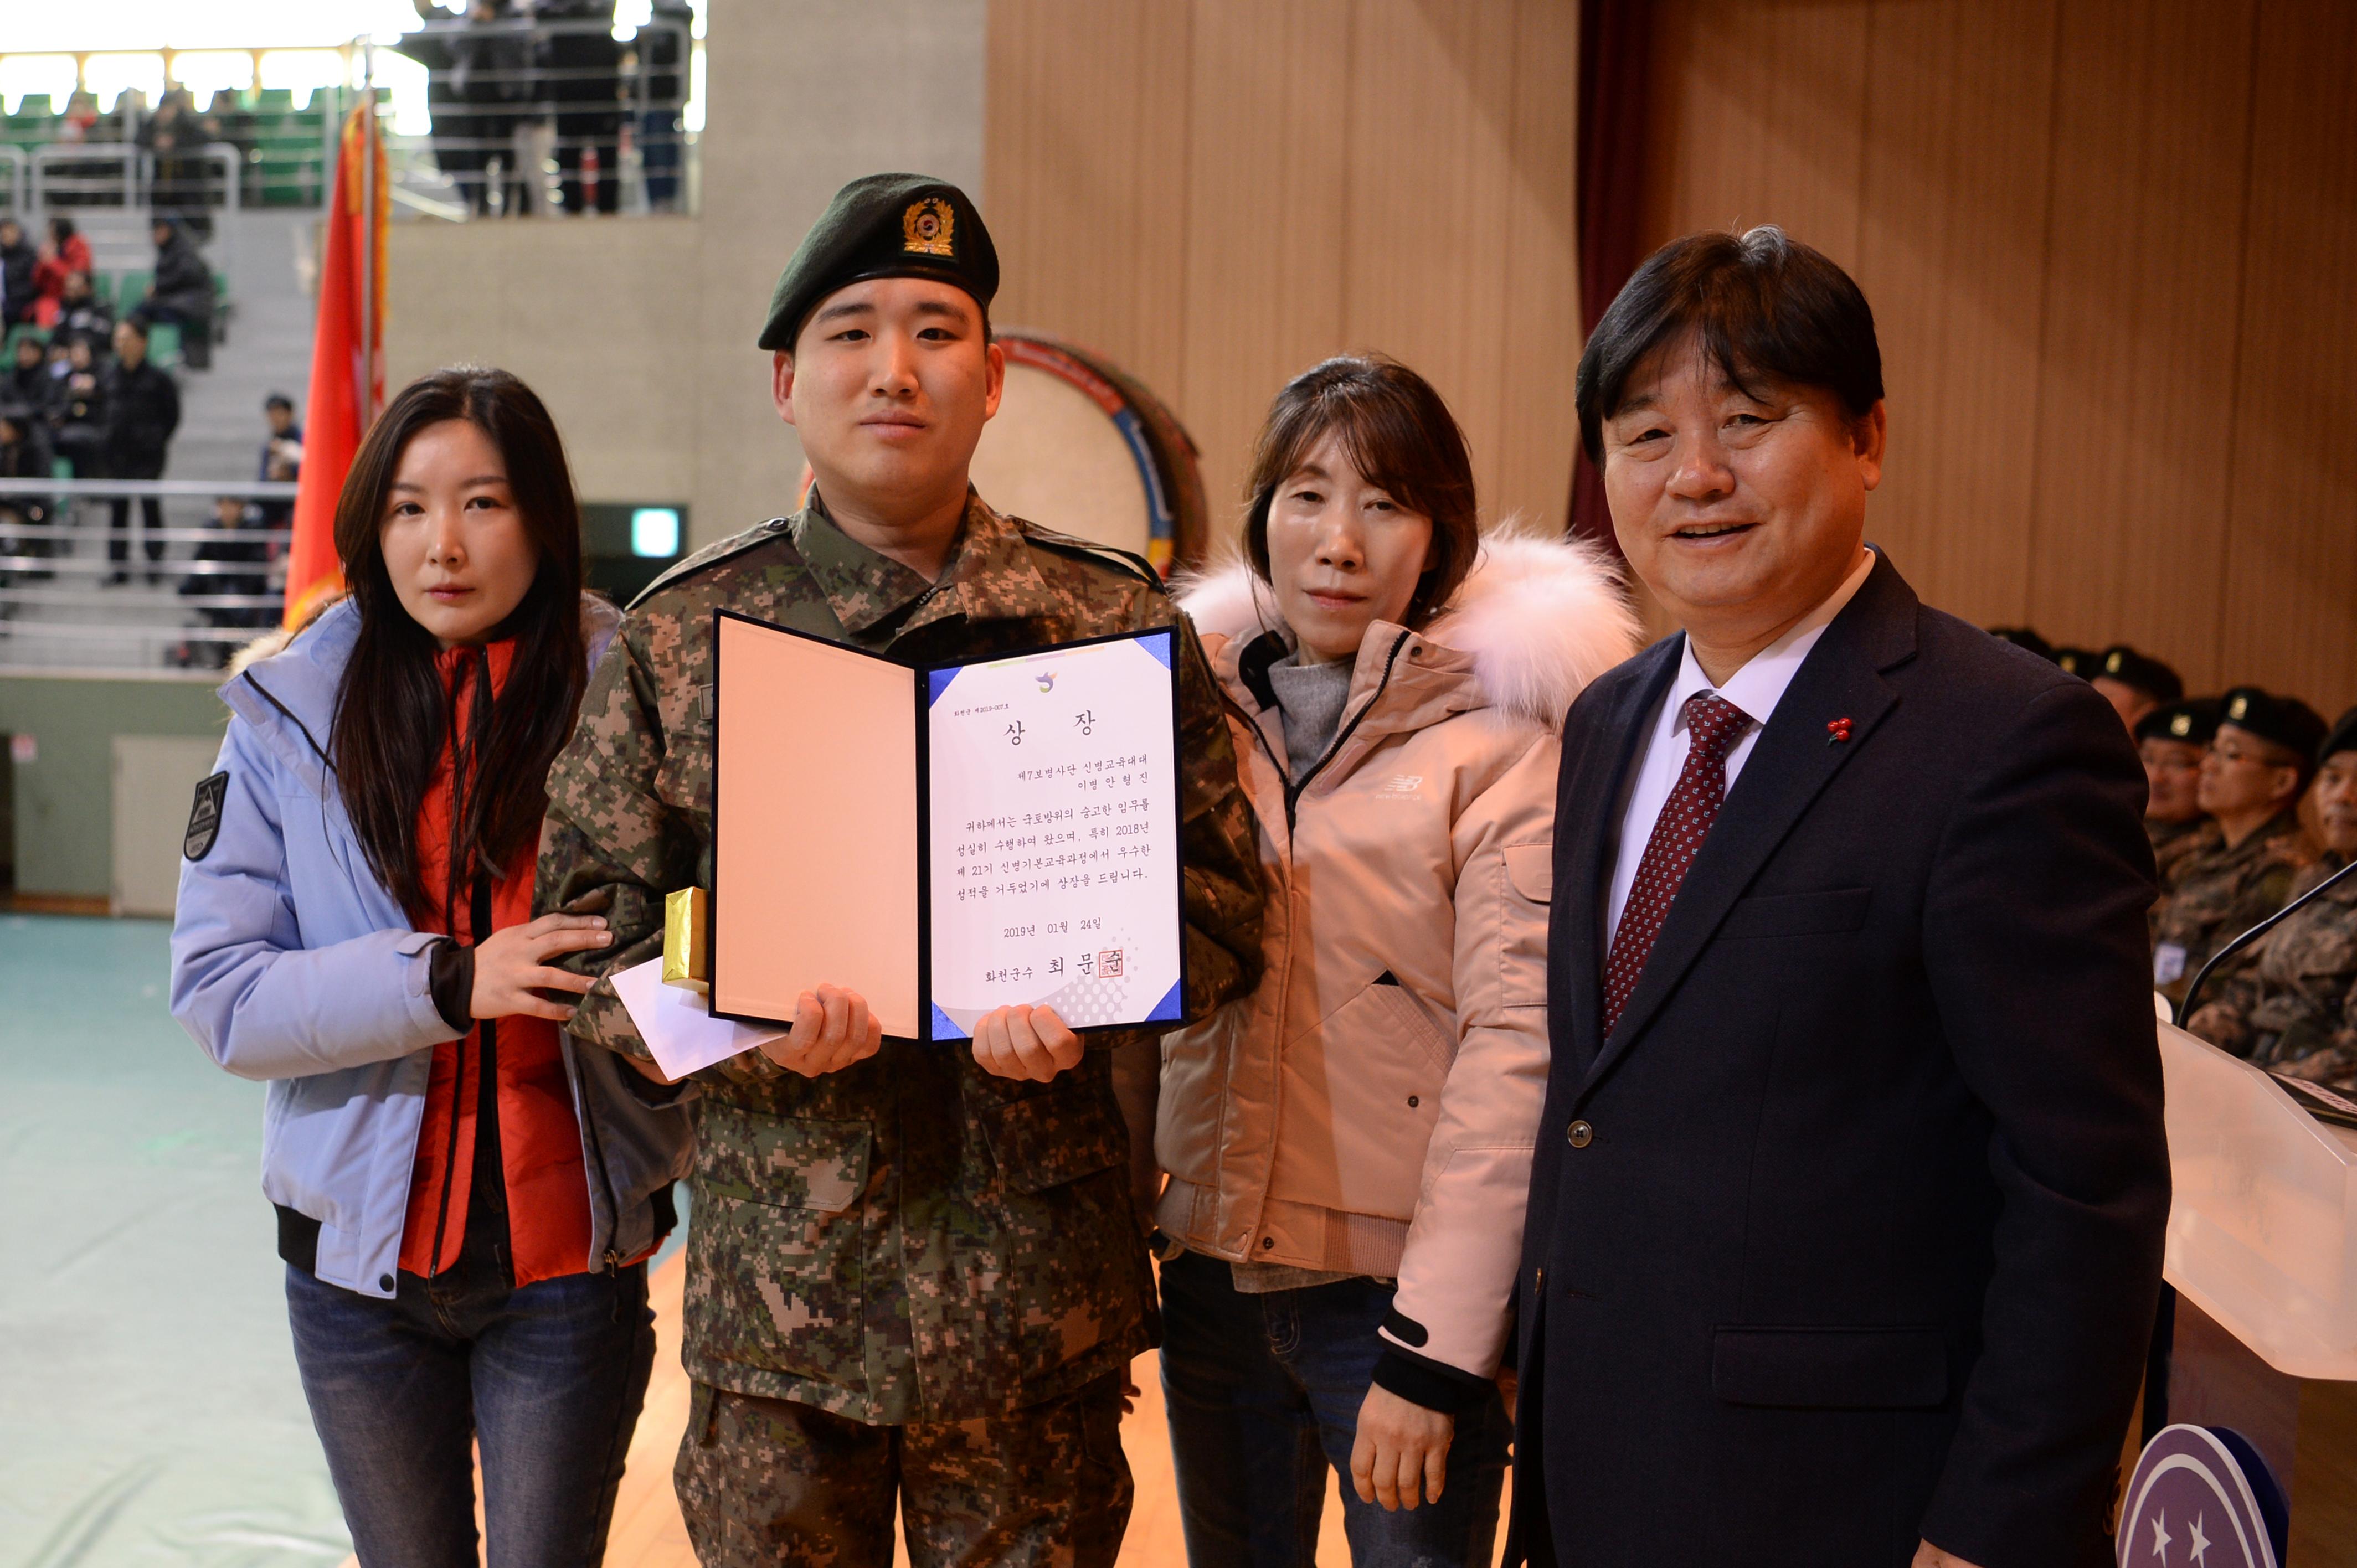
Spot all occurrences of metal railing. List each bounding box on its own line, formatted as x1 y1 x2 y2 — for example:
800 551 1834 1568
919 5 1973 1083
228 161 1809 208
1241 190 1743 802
0 477 297 674
0 147 22 213
27 141 250 213
389 16 694 218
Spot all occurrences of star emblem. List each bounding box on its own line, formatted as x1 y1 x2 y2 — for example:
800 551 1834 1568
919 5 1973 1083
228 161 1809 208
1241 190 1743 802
2186 1513 2210 1564
2150 1510 2173 1561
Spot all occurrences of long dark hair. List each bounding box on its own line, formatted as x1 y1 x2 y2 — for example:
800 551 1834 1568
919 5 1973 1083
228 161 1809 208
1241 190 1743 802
329 367 588 921
1241 354 1481 632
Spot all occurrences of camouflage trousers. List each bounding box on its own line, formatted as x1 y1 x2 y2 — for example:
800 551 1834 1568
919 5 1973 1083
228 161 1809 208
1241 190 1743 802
675 1375 1133 1567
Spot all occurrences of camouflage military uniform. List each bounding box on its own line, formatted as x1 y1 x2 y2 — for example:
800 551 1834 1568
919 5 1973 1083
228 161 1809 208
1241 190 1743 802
535 492 1261 1562
2189 854 2357 1089
2147 818 2217 944
676 1375 1130 1566
2151 809 2314 1005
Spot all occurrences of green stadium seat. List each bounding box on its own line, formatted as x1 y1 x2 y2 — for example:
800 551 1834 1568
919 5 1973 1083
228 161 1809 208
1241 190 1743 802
255 88 295 111
146 322 181 368
14 95 54 118
51 457 72 480
119 271 151 311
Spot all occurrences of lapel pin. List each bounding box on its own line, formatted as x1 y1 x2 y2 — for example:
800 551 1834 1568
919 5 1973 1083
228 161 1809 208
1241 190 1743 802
1826 716 1853 746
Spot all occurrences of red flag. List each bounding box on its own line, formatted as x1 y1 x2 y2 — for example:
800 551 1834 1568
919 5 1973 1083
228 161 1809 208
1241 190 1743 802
282 104 387 628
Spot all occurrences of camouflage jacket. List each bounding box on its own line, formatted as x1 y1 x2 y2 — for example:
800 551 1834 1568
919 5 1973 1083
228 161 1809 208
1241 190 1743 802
2191 853 2357 1089
2152 810 2314 1004
535 492 1263 1423
2146 817 2214 945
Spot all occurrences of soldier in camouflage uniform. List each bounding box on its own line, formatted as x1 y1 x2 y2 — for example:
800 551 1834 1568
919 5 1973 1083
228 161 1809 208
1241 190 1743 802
2153 687 2323 1008
533 174 1263 1566
2136 697 2220 935
2188 708 2357 1089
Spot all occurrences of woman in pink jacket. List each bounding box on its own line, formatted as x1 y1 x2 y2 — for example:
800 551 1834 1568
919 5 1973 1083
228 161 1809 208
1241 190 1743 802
1151 355 1639 1566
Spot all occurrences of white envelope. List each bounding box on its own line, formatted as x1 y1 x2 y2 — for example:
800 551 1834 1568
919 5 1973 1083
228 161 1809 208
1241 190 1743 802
609 955 785 1080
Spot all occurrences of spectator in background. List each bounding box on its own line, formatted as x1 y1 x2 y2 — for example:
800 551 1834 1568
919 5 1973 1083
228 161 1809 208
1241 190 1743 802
48 336 108 479
141 90 209 225
52 92 112 209
0 399 57 581
2138 698 2222 935
398 0 531 216
0 219 36 328
541 0 623 215
2092 644 2182 734
633 0 692 212
30 218 95 328
7 333 49 408
2189 710 2357 1090
258 392 303 527
174 493 276 668
102 317 179 584
2153 687 2325 1007
53 272 115 359
132 213 214 371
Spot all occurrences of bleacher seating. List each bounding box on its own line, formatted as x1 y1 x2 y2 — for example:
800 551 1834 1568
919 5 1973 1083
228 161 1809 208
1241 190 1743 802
0 87 334 208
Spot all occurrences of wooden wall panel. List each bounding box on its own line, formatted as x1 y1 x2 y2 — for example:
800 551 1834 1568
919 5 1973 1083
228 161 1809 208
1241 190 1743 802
984 0 1193 402
987 0 1585 552
1850 0 2058 627
2214 0 2357 716
1175 0 1356 527
2023 0 2258 674
1641 0 1873 265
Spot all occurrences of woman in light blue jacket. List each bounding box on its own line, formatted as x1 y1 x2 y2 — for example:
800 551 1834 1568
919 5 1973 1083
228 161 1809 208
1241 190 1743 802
172 367 692 1567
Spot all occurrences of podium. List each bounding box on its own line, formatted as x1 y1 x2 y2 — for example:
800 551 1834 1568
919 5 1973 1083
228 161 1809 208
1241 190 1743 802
2155 1020 2357 1564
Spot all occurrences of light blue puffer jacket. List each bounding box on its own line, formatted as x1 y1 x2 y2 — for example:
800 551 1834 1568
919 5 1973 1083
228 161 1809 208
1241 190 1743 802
169 594 694 1299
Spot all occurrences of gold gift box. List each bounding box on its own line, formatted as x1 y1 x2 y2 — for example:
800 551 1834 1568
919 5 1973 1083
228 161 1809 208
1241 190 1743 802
663 886 710 993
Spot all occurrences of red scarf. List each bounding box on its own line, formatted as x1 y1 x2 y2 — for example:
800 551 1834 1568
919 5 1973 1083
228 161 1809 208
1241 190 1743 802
395 638 600 1285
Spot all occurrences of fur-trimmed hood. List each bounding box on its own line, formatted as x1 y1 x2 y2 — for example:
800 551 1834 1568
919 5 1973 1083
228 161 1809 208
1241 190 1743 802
1174 529 1640 725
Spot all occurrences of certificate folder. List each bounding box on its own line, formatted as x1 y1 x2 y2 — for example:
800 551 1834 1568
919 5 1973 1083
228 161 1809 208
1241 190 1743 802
710 610 1186 1043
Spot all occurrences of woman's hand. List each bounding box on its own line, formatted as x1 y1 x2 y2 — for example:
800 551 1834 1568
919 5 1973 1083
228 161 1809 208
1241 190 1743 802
758 984 885 1078
1350 1384 1454 1511
469 912 610 1022
970 1004 1083 1082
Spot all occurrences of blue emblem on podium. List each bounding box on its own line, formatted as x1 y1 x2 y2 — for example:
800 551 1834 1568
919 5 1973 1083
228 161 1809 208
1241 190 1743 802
2117 1424 2288 1568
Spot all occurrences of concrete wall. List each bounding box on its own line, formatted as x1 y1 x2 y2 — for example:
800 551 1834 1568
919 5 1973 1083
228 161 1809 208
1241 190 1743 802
1 675 227 900
385 0 987 553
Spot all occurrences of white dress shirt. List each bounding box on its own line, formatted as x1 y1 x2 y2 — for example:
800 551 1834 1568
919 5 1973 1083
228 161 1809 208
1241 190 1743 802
1604 548 1879 949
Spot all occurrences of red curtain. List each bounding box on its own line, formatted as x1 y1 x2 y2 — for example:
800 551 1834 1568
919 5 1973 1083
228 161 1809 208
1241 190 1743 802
1566 0 1654 551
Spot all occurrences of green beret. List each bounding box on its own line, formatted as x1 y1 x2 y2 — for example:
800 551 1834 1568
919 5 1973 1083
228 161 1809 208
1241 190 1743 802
2054 646 2098 678
756 173 999 353
2134 697 2220 747
2217 686 2328 762
1987 626 2056 662
2319 705 2357 767
2095 644 2183 704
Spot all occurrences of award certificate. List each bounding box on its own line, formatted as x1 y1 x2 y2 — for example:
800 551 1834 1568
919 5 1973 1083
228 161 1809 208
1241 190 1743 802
710 611 1185 1041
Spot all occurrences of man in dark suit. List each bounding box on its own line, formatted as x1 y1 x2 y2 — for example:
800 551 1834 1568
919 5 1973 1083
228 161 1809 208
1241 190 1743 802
1512 228 2170 1567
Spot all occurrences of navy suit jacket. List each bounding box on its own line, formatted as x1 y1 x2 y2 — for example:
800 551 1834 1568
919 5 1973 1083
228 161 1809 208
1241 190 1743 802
1511 554 2169 1567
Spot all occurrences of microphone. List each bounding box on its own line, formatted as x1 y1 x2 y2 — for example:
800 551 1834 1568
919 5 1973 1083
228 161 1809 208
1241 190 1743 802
2175 855 2357 1027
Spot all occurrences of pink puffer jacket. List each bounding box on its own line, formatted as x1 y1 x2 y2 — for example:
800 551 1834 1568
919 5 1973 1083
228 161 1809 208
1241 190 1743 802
1155 533 1638 1390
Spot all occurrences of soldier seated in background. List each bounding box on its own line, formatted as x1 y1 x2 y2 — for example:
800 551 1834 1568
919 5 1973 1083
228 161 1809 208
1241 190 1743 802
2189 708 2357 1090
2137 697 2220 924
2091 643 2182 734
534 174 1263 1568
2154 686 2325 1008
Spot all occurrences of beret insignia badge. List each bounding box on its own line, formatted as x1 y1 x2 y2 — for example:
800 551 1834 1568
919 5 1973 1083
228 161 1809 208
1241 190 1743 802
2171 713 2193 737
2230 694 2250 721
902 197 955 257
2106 650 2124 673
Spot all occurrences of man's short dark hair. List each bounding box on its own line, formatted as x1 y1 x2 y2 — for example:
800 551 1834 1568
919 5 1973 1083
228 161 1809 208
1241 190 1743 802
1576 226 1883 465
264 393 294 412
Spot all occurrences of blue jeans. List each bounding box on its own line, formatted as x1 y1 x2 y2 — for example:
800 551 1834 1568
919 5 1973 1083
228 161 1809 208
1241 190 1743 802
1159 1249 1509 1568
285 1258 655 1568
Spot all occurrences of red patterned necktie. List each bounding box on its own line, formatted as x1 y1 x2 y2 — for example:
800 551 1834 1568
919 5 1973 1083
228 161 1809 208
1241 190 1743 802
1602 691 1754 1035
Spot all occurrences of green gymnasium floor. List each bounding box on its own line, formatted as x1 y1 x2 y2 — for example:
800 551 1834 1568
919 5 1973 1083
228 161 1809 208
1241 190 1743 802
1 914 350 1566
